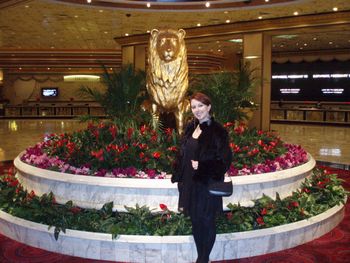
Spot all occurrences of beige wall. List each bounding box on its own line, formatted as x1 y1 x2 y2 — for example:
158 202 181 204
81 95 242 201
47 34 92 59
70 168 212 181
3 75 106 105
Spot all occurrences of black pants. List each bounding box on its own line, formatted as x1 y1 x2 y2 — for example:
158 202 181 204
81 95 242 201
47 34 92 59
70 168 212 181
191 214 216 263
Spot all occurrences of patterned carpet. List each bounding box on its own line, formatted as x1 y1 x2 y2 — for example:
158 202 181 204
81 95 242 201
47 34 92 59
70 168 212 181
0 162 349 263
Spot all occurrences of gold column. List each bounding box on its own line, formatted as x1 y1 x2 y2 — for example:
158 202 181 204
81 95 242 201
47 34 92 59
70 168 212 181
121 45 146 71
243 33 271 131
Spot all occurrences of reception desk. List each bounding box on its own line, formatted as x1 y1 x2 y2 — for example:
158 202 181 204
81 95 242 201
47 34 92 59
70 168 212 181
3 104 106 118
271 102 350 125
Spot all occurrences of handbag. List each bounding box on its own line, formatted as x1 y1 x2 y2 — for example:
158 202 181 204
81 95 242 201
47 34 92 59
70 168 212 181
208 176 233 197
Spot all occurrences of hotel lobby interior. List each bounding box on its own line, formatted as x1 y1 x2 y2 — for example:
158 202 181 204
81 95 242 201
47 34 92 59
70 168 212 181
0 0 350 262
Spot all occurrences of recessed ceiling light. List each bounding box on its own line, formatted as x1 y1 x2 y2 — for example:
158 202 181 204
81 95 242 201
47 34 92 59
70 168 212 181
25 5 29 8
265 0 269 2
99 10 103 13
198 46 202 49
205 2 210 8
275 34 298 39
313 37 317 41
333 7 338 12
74 15 78 18
224 11 228 14
110 68 113 70
50 46 55 49
258 16 263 19
147 30 150 33
300 47 303 50
304 43 307 46
125 33 129 36
146 3 151 8
226 20 230 23
47 67 51 70
216 40 220 43
228 39 243 43
68 68 71 70
293 11 299 16
89 68 92 70
280 44 284 48
19 67 22 70
87 0 91 3
218 49 221 52
197 23 201 27
104 31 108 34
329 41 333 44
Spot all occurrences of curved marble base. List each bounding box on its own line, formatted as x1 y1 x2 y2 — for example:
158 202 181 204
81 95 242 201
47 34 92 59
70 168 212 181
0 202 345 262
14 154 316 211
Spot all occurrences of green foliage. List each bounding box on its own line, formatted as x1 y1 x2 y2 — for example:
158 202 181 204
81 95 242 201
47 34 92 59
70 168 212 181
190 60 258 123
78 64 151 127
0 168 347 239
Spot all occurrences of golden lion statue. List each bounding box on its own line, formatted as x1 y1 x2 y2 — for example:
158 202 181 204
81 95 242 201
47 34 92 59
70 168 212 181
146 28 189 134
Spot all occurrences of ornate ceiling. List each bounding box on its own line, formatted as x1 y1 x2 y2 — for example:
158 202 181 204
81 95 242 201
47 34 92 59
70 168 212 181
0 0 350 74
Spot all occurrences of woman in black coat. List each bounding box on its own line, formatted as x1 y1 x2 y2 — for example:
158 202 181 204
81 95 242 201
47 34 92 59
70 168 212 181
171 92 232 263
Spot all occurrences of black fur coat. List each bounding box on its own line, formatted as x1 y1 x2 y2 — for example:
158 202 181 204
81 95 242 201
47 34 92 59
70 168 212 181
171 118 232 184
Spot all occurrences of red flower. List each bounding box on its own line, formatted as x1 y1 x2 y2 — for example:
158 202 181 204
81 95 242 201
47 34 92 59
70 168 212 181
159 203 168 211
226 212 233 220
224 122 234 128
152 151 161 159
140 125 147 135
127 128 134 139
234 125 245 135
256 217 265 225
302 188 311 193
261 208 267 215
167 146 178 152
91 149 104 161
165 128 173 136
28 190 36 199
70 206 82 214
139 152 145 159
109 125 117 139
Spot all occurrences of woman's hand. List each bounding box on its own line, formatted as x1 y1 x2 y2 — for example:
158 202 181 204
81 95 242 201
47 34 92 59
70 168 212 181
191 160 198 170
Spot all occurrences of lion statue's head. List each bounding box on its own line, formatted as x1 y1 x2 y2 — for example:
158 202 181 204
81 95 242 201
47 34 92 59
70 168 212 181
146 28 188 111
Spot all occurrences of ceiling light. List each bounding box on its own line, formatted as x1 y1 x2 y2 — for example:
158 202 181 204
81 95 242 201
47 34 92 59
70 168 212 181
293 11 299 16
99 10 103 13
224 11 228 14
19 67 22 70
87 0 91 3
147 30 150 33
218 49 221 52
258 16 263 19
125 33 129 36
146 3 151 8
300 47 303 50
304 43 307 46
74 15 78 18
25 5 29 8
313 37 317 41
333 7 338 11
64 75 100 82
226 20 230 23
47 68 50 70
265 0 269 2
197 23 201 27
275 34 298 39
244 55 259 59
104 31 108 34
229 39 243 43
68 68 71 70
205 2 210 8
329 41 333 44
280 44 284 48
50 46 55 49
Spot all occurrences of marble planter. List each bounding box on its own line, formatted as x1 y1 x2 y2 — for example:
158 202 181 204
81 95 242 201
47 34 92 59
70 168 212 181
14 154 316 211
0 202 345 262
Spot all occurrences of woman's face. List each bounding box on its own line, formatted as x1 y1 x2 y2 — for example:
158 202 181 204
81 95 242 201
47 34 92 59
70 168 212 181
191 99 211 123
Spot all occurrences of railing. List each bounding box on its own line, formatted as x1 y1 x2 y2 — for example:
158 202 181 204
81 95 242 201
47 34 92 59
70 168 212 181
2 105 106 118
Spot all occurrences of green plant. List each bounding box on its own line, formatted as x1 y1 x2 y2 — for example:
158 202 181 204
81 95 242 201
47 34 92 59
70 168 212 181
78 64 151 127
190 60 258 123
0 167 347 239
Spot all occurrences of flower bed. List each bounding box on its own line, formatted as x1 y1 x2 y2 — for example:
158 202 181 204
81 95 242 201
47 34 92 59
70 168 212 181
20 122 308 178
0 166 347 238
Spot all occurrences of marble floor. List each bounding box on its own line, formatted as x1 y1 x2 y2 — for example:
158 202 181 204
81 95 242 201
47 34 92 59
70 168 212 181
0 119 349 166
